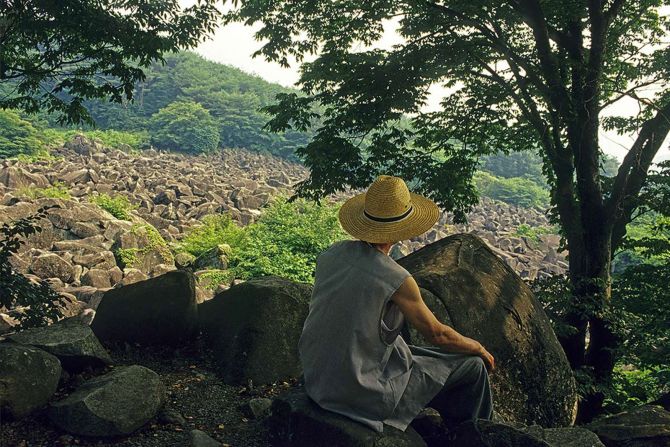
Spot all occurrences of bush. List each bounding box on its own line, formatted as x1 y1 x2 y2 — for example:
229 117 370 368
177 197 348 283
149 100 220 154
474 171 550 208
176 214 245 258
0 109 49 159
514 223 559 243
90 193 137 220
16 182 71 200
0 206 68 329
115 224 173 269
230 197 348 282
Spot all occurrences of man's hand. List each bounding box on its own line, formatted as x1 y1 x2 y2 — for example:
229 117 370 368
478 344 495 373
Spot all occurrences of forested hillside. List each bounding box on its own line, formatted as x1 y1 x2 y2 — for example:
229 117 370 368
18 52 311 159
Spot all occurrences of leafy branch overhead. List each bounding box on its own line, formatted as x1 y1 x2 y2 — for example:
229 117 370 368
0 0 221 124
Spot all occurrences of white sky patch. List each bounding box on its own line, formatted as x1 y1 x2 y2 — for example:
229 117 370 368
188 3 670 163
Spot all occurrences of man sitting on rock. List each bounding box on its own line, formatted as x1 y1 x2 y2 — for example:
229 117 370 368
298 175 495 433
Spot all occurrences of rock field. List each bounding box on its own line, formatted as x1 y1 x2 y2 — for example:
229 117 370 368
0 136 567 326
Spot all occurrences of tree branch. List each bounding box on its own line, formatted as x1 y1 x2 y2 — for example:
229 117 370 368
608 99 670 249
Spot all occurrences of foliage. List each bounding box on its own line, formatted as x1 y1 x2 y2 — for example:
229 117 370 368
514 223 558 243
230 197 348 282
149 100 220 154
72 52 311 158
604 366 667 414
177 197 347 283
0 206 68 329
176 214 245 258
474 171 550 209
16 182 71 200
197 269 235 291
0 109 48 158
90 193 137 220
115 224 172 269
0 1 220 125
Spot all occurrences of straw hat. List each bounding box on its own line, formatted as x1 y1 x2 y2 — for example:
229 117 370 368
338 175 440 243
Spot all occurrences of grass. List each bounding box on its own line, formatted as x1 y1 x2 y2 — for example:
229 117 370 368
90 193 137 220
16 182 71 200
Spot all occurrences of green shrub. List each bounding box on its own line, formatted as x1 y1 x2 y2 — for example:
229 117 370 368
0 109 49 159
230 197 348 283
115 224 173 269
474 171 550 208
197 269 235 291
177 197 348 283
41 129 149 152
149 100 220 154
90 193 137 220
176 214 245 258
514 223 559 243
16 182 71 200
0 206 68 329
604 366 666 414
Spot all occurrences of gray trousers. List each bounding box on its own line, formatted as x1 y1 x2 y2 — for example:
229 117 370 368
426 355 493 425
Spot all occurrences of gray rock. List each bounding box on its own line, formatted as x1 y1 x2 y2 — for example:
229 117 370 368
269 387 426 447
121 267 147 285
0 343 62 418
190 429 221 447
586 404 670 447
7 318 112 372
48 365 165 437
81 268 112 288
31 253 74 282
199 276 311 385
158 407 186 425
398 234 577 427
91 270 198 346
447 419 551 446
245 397 273 419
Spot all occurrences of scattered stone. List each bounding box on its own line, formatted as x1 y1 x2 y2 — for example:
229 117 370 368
447 419 551 446
245 397 273 419
190 429 222 447
586 404 670 447
48 365 165 437
81 268 112 288
30 253 74 282
91 270 198 345
7 318 112 372
199 276 312 385
398 234 577 427
268 387 426 447
0 343 62 418
158 407 186 425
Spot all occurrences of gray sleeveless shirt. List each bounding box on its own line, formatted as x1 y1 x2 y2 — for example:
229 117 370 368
299 240 453 432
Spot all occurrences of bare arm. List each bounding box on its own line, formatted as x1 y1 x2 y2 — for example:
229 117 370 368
391 275 495 371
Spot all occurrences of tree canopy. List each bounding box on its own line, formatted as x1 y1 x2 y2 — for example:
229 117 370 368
150 100 220 154
0 0 220 124
228 0 670 420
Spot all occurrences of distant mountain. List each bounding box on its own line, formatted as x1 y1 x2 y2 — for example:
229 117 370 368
75 52 311 159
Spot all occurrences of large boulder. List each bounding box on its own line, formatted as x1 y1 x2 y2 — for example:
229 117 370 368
398 234 577 427
30 253 74 282
269 387 427 447
7 318 112 372
48 365 165 437
585 404 670 447
91 270 198 346
0 343 62 418
199 276 311 385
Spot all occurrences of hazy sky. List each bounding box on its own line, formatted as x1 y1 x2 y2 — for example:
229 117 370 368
190 7 669 163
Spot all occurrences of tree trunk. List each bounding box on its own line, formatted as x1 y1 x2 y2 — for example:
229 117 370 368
567 231 618 423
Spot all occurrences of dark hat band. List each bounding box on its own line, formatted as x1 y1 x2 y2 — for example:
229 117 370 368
364 205 414 223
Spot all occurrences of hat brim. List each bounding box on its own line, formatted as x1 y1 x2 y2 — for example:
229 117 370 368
338 192 440 244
